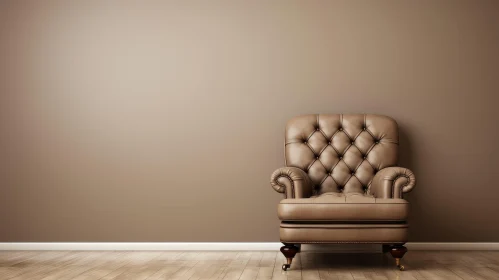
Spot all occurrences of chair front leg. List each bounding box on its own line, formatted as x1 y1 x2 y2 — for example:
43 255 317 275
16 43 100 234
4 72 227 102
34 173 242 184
389 244 408 271
280 243 299 271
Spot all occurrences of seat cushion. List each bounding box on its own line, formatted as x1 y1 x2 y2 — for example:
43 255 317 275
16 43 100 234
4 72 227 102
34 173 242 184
278 192 408 221
280 223 408 243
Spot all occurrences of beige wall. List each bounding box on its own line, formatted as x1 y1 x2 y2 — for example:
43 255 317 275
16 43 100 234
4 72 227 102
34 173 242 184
1 0 498 242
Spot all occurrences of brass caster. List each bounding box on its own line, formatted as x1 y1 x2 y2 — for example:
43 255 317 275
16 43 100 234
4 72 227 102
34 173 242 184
282 264 290 271
395 258 404 271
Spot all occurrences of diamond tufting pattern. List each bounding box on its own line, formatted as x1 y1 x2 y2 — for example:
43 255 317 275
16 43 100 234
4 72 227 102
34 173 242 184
285 114 398 195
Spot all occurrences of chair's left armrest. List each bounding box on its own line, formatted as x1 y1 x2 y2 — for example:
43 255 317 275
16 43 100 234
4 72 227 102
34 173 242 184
270 167 314 199
370 167 416 199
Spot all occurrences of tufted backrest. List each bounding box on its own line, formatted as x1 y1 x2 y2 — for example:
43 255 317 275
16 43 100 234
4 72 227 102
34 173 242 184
285 114 398 195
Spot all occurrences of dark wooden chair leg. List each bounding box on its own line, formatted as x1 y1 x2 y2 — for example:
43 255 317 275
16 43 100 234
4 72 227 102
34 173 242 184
280 243 299 271
389 244 408 271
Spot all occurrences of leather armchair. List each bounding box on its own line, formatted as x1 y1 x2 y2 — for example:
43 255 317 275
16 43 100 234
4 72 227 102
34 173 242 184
270 114 416 271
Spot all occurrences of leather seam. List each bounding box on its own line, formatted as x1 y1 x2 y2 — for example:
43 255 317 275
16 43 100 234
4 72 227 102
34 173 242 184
305 141 317 156
279 203 408 204
391 174 411 197
279 241 407 244
275 174 295 199
280 222 409 224
280 226 406 228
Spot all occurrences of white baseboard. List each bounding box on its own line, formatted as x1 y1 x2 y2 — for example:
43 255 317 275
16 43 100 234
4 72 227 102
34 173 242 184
0 243 280 251
0 242 498 251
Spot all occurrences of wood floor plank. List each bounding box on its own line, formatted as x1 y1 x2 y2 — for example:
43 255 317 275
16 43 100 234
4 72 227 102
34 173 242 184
271 260 287 280
99 265 131 280
240 266 259 280
301 268 320 280
8 265 60 280
221 266 246 280
414 264 465 280
2 250 499 279
446 264 488 280
256 267 274 280
70 268 115 280
203 266 227 280
39 265 93 280
328 267 354 280
247 252 264 268
318 269 336 280
471 267 499 279
259 252 277 268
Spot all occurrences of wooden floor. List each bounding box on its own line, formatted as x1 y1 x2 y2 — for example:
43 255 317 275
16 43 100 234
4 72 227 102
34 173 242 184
1 250 499 280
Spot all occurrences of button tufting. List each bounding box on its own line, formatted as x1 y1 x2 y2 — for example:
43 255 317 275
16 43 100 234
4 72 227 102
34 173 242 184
282 115 400 197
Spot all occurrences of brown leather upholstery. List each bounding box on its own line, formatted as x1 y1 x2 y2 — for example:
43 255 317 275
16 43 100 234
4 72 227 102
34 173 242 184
370 167 416 198
280 223 408 243
270 167 315 199
278 193 408 221
270 114 416 244
284 114 399 196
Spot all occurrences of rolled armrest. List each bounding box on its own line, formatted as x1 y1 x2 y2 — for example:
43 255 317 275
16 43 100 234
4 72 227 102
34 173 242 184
370 167 416 199
270 167 314 199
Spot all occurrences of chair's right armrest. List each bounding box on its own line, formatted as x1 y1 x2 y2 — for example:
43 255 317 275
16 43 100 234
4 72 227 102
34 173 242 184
270 167 314 199
370 167 416 199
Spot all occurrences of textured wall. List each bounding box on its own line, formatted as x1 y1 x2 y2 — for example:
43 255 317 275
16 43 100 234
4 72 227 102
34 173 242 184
1 0 498 242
